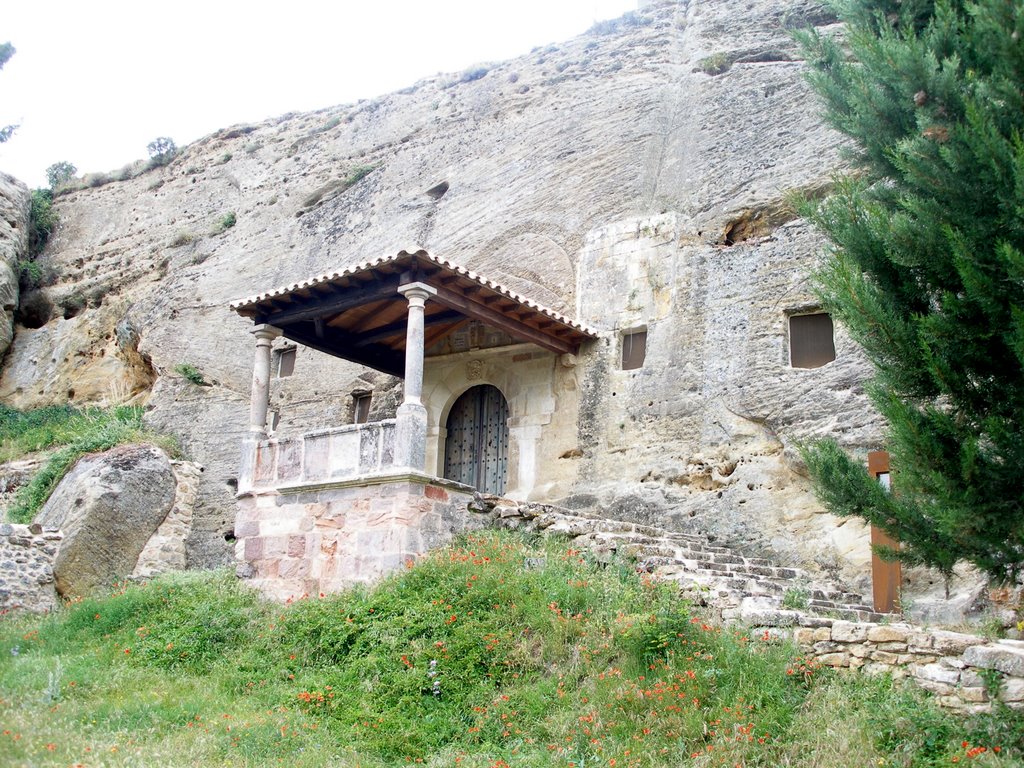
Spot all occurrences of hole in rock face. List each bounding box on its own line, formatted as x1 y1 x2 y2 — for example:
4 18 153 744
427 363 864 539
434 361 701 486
425 181 449 200
61 296 85 320
721 219 742 246
226 477 238 489
224 531 236 542
17 291 52 328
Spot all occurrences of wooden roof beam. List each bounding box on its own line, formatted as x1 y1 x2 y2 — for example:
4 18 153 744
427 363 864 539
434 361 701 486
352 309 463 348
261 275 402 326
424 282 576 355
424 317 470 348
283 325 406 377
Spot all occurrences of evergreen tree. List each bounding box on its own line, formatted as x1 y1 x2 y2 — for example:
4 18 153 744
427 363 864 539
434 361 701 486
0 42 16 143
796 1 1024 583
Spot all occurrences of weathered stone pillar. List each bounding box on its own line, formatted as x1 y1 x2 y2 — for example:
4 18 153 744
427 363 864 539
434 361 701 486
249 324 282 436
394 282 436 471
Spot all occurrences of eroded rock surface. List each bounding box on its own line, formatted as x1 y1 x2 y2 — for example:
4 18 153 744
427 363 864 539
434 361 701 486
0 173 29 358
35 443 176 597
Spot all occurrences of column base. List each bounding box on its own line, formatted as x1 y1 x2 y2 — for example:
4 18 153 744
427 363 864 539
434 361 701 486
395 402 428 471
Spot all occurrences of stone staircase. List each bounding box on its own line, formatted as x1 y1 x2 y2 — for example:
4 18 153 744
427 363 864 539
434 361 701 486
474 497 891 626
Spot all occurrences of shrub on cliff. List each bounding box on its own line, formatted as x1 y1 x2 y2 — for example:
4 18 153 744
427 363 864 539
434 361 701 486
27 188 56 258
146 136 177 167
797 0 1024 583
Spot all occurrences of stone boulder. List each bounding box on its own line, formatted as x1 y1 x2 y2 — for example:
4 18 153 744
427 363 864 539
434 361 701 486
35 443 176 597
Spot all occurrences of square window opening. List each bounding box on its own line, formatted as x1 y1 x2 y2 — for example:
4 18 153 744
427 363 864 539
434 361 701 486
789 312 835 368
353 392 372 424
273 346 296 378
621 330 647 371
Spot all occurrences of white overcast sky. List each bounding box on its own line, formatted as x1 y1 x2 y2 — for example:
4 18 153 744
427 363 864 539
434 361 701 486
0 0 637 189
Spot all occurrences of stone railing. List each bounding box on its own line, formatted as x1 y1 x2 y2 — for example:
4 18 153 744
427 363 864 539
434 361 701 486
244 420 398 492
0 523 61 614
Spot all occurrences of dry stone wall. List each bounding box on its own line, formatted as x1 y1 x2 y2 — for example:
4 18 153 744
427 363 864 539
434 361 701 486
0 523 61 614
791 621 1024 713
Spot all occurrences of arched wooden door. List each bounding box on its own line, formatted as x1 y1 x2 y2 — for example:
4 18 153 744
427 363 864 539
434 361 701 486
443 385 509 494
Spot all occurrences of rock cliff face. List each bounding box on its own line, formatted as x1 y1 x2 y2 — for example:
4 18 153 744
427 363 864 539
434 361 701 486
0 0 895 590
0 173 29 359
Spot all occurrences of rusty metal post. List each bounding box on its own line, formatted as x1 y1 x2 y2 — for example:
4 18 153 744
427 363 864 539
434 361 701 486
868 450 901 613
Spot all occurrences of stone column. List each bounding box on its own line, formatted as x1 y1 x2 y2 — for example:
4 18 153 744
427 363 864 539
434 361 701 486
394 282 436 471
249 324 282 436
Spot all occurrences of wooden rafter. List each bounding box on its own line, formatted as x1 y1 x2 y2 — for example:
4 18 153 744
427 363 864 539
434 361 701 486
421 281 575 355
259 276 401 326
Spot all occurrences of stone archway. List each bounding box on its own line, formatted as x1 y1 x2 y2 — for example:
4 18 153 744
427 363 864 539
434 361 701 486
443 384 509 494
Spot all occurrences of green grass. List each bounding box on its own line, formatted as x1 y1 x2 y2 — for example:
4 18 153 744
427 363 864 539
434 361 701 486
0 405 177 523
0 531 1019 767
173 363 207 386
210 211 237 235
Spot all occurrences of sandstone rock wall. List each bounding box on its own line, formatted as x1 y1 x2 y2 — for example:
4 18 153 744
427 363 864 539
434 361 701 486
0 173 29 359
0 1 887 583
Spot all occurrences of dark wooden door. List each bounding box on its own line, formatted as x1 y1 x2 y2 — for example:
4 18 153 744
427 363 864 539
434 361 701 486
443 385 509 494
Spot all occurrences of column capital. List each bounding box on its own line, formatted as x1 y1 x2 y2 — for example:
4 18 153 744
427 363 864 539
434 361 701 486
251 324 283 342
398 281 437 306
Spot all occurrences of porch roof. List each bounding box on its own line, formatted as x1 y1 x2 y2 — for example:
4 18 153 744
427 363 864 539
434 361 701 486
229 249 599 376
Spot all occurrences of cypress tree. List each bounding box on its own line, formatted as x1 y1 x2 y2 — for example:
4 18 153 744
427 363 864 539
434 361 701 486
796 0 1024 583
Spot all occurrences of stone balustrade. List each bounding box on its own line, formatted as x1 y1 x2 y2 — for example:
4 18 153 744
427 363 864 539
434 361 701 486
244 420 398 492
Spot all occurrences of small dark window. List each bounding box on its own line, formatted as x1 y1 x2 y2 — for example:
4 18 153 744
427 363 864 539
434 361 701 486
790 313 835 368
621 330 647 371
426 181 449 200
353 393 372 424
274 347 296 377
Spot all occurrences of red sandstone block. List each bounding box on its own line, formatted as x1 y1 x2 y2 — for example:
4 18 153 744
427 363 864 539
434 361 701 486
424 485 448 501
244 537 263 560
288 535 307 558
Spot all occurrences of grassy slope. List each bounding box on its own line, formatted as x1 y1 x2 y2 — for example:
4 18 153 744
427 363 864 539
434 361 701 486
0 405 177 523
0 531 1019 767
